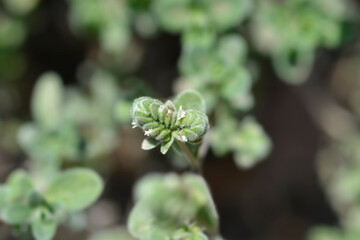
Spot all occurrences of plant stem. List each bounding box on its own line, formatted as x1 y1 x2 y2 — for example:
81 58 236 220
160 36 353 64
175 140 201 173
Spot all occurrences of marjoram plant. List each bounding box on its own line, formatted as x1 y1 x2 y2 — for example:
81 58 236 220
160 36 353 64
127 90 223 240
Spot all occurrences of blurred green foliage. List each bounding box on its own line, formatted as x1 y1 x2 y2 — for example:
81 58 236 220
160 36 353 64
128 173 219 240
211 115 271 169
68 0 130 56
0 0 356 239
308 135 360 240
307 56 360 240
17 70 127 176
250 0 349 84
0 168 103 240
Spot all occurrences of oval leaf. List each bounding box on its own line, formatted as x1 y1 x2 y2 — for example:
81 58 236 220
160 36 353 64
2 203 32 224
7 170 34 201
174 90 206 113
31 208 56 240
31 72 64 129
44 168 103 211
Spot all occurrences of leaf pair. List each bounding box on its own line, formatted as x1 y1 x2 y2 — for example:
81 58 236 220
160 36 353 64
127 173 219 240
0 168 103 240
130 90 209 154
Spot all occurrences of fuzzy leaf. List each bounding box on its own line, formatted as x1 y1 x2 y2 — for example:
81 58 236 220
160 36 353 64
175 110 209 142
31 72 64 129
174 90 206 113
44 168 103 211
2 203 32 224
7 170 34 202
160 137 174 154
31 208 56 240
233 118 272 169
142 138 160 150
183 174 219 232
209 0 252 31
32 220 56 240
218 34 247 65
173 226 208 240
0 185 9 211
128 202 156 239
128 173 219 239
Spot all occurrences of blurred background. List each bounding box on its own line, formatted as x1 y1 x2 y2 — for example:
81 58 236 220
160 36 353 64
0 0 360 239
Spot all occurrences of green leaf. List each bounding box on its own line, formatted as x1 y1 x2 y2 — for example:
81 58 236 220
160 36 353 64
129 173 219 239
160 137 174 154
148 227 171 240
0 185 9 211
272 49 314 85
7 170 34 202
173 226 208 240
127 202 155 239
183 174 219 232
152 0 189 33
217 34 247 65
233 118 272 169
100 23 129 55
44 168 103 211
128 201 175 240
174 90 206 113
2 203 32 224
31 207 56 240
31 220 56 240
209 0 252 31
210 115 237 156
142 138 160 150
221 70 251 99
31 72 64 129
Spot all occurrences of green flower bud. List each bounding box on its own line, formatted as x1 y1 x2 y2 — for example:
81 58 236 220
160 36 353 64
130 96 209 154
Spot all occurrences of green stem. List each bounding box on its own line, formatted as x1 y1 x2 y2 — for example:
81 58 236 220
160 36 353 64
175 140 201 173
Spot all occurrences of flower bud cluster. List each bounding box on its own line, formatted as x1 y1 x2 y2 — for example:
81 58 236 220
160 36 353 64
130 96 209 153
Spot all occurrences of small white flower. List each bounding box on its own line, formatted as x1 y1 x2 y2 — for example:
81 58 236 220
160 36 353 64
166 109 172 118
178 131 187 142
159 105 165 112
180 134 188 142
132 121 137 129
144 129 153 136
177 105 186 120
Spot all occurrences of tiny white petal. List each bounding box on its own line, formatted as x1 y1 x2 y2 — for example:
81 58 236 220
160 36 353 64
144 129 153 136
132 121 137 128
181 134 187 142
177 105 186 120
